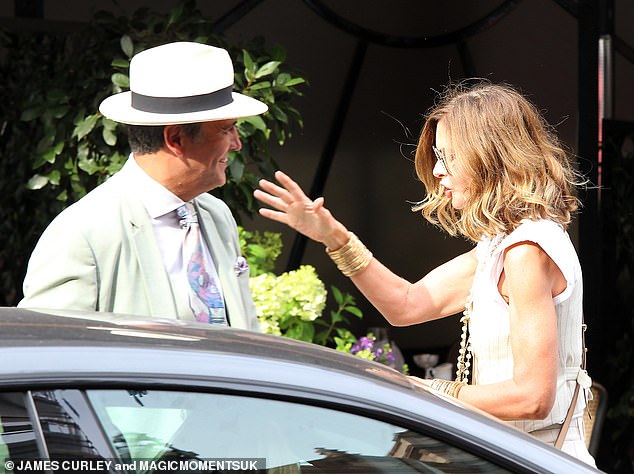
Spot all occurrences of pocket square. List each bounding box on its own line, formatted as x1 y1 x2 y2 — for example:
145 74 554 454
234 256 249 276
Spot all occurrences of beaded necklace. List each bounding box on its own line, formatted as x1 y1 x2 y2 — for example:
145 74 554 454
455 233 506 383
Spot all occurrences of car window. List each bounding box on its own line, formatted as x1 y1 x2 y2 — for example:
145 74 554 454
85 389 511 473
0 392 41 464
31 390 116 461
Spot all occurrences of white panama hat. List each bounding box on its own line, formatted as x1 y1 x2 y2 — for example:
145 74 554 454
99 41 268 125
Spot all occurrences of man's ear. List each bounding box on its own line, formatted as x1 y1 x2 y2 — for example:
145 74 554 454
163 125 185 155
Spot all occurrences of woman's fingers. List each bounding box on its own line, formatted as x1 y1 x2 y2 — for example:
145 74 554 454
257 207 289 225
311 197 325 212
255 173 336 244
256 172 315 211
253 188 287 211
273 170 310 203
257 179 291 203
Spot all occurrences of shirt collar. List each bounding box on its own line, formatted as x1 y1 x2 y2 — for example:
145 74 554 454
123 154 185 219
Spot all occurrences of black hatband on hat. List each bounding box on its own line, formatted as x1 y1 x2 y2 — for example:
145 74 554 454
131 85 233 114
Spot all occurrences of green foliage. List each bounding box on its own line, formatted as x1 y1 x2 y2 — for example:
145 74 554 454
0 0 305 305
239 227 363 347
237 227 283 276
314 285 363 347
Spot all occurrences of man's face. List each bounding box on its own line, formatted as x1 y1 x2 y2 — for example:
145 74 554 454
181 119 242 191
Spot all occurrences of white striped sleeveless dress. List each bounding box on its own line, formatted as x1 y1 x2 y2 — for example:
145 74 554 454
468 219 596 466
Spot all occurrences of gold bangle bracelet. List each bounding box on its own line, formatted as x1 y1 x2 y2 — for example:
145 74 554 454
326 232 373 277
431 378 465 399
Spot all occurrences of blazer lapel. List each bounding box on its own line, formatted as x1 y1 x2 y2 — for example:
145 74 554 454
121 190 181 318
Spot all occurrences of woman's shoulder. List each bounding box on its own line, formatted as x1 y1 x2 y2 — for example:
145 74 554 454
491 219 578 267
501 219 568 250
516 218 565 233
497 219 581 283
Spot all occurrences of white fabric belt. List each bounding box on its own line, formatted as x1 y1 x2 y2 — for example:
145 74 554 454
564 366 592 389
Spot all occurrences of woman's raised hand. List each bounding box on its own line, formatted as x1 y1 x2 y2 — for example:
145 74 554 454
254 171 348 249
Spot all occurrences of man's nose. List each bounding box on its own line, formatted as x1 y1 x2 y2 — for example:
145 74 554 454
230 127 242 151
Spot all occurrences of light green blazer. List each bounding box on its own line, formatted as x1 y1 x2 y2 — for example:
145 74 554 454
18 168 259 331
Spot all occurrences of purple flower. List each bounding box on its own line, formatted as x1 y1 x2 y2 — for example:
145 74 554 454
349 332 408 374
235 256 249 276
374 347 384 360
351 336 375 354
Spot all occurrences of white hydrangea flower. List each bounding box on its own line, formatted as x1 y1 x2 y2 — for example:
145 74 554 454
249 265 327 335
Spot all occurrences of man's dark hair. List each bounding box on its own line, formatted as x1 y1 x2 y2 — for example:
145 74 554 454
127 123 202 154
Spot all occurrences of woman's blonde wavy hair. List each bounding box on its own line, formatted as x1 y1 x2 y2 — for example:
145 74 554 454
413 80 583 242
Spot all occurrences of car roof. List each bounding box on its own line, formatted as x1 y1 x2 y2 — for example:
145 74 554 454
0 306 410 386
0 307 600 473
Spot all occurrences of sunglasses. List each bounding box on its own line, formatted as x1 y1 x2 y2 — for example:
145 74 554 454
432 146 453 174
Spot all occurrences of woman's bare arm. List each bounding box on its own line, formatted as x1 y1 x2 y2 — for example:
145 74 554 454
457 242 560 419
255 171 477 326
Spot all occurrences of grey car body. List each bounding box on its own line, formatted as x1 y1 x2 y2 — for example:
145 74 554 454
0 307 600 473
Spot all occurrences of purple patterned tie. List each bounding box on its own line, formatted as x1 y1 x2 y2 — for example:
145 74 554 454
177 203 227 325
